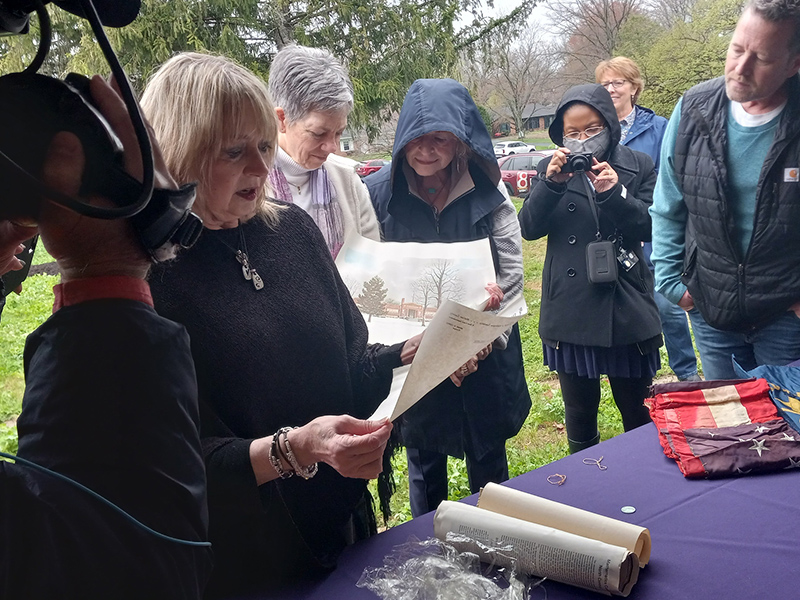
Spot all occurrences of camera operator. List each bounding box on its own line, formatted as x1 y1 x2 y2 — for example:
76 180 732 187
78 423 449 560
0 219 36 316
0 76 211 599
517 83 661 453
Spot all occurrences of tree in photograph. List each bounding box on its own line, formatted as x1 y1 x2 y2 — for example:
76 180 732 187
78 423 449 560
412 277 436 327
423 260 464 308
358 276 388 322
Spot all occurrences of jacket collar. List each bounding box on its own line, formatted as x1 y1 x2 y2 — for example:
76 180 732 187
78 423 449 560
387 162 504 226
774 74 800 144
625 105 655 141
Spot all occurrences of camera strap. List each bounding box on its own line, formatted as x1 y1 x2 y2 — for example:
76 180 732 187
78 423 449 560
579 172 602 241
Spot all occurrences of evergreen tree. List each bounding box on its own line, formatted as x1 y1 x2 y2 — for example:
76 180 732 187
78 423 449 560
358 276 388 323
0 0 537 139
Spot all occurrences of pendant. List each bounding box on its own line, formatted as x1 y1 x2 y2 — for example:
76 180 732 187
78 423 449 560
235 250 263 290
236 250 254 281
251 269 264 290
235 250 251 279
427 187 437 194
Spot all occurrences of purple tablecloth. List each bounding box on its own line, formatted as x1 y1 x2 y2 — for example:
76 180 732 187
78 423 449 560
246 423 800 599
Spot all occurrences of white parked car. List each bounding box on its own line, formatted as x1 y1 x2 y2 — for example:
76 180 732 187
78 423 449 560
493 140 537 157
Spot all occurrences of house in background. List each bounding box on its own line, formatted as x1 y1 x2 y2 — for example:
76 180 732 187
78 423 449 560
339 129 355 153
524 105 557 131
490 104 557 137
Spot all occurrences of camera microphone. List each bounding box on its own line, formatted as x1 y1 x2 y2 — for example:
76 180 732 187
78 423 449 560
0 0 202 266
0 0 140 34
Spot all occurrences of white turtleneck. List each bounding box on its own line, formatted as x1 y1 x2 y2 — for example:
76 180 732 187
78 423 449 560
275 147 315 213
272 146 382 244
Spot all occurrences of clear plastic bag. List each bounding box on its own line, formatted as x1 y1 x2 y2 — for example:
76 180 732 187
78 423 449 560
356 534 547 600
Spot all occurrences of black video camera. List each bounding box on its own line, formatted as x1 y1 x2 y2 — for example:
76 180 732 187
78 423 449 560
0 0 201 269
561 152 593 173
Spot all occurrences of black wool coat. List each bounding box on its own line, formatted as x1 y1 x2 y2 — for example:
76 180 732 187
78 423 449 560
518 84 662 349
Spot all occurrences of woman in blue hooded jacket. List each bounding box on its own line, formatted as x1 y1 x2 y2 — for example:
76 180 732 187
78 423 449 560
364 79 531 517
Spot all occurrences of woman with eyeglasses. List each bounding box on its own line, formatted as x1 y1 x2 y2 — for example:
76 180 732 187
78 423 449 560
596 57 701 384
595 57 668 171
518 83 661 453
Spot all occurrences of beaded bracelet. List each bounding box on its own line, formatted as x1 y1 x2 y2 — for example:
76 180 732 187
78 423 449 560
269 429 293 479
280 427 318 480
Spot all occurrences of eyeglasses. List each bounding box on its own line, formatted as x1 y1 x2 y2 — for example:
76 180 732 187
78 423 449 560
601 79 628 89
563 126 605 141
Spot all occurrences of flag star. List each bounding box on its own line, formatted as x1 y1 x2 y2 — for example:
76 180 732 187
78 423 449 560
782 432 796 441
755 425 769 434
748 439 769 457
738 438 752 443
785 458 800 470
736 467 752 475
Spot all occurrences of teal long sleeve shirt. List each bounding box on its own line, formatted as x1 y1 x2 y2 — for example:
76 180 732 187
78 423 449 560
649 97 778 305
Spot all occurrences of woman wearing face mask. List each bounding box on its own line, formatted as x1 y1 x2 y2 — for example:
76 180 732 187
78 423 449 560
518 83 661 453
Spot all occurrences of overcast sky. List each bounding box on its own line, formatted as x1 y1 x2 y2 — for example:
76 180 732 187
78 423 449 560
480 0 556 39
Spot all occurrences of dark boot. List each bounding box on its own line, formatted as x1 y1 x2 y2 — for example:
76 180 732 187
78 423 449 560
567 432 600 454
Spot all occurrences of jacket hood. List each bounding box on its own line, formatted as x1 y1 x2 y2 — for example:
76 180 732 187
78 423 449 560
549 83 622 153
391 78 500 185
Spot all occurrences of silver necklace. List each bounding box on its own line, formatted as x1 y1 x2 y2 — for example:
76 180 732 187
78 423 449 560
236 227 263 290
217 225 263 291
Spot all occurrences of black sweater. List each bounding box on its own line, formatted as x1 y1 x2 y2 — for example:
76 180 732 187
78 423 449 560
149 204 401 597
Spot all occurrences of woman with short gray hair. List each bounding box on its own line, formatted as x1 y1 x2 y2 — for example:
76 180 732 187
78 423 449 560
268 44 379 257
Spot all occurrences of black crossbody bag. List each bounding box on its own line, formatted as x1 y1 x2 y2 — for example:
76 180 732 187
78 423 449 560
580 173 618 284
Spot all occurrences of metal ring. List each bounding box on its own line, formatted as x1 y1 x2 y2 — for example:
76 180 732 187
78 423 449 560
460 365 469 376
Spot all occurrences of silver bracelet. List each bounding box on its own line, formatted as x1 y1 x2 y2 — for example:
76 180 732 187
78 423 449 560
269 429 293 479
280 427 318 480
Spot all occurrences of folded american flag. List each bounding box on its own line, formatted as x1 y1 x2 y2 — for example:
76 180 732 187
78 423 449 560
646 378 800 478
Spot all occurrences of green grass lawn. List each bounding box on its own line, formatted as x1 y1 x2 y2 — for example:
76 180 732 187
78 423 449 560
491 133 557 151
0 243 56 454
0 217 659 528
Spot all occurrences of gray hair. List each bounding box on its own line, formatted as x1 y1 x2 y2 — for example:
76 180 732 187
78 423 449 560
267 44 354 122
745 0 800 54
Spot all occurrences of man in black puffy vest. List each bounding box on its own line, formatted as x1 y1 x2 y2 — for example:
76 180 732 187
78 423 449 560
650 0 800 380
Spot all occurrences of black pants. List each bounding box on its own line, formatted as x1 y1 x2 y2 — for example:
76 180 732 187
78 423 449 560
406 445 509 518
558 371 652 447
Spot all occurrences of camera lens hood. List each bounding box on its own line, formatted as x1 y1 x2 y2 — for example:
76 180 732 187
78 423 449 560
54 0 141 27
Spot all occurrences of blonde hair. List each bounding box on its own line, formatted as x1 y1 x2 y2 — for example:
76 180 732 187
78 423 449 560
595 56 644 105
140 52 282 224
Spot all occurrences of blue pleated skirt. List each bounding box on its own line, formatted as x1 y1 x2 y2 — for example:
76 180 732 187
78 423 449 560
543 341 660 380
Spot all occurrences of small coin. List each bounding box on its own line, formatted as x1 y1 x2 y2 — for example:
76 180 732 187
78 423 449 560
620 505 636 514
